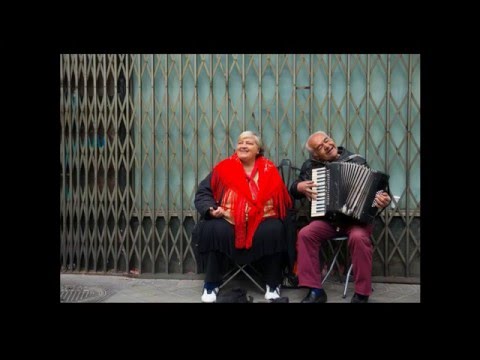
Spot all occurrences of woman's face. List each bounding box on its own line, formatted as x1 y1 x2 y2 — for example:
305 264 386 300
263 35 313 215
236 136 259 163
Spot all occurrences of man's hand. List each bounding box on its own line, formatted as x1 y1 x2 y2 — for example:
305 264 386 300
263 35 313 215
297 180 318 201
375 191 391 209
209 206 225 218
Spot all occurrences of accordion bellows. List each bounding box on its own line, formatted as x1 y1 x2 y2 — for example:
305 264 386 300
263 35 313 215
311 162 389 224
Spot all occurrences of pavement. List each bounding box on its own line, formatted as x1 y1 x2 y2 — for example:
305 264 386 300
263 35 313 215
60 273 420 303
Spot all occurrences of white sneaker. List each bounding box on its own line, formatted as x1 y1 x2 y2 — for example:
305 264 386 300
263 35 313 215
201 287 219 303
265 284 281 300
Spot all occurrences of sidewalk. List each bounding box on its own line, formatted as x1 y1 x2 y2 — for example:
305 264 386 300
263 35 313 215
60 273 420 303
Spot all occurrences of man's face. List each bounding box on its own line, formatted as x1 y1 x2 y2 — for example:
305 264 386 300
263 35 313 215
308 134 338 161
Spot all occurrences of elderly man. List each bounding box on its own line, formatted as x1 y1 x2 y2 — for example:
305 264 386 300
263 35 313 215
290 131 391 303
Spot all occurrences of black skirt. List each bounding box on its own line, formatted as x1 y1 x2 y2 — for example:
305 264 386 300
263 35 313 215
193 217 286 272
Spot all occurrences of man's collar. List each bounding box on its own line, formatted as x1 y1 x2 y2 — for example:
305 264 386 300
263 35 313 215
310 146 344 164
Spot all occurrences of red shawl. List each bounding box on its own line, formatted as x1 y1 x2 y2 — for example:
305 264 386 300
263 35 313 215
210 154 292 249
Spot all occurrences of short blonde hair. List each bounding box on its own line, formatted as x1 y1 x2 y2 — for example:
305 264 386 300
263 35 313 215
238 130 265 155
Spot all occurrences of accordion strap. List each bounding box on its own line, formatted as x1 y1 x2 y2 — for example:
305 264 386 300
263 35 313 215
342 153 362 162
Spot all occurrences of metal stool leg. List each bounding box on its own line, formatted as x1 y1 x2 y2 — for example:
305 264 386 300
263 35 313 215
220 263 246 289
220 263 265 293
322 244 342 285
342 263 353 298
239 266 265 293
322 236 348 285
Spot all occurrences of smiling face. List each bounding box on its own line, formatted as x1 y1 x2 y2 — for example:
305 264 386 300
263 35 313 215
236 134 260 164
308 133 339 161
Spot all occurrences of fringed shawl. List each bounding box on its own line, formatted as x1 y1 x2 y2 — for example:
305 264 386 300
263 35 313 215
211 154 292 249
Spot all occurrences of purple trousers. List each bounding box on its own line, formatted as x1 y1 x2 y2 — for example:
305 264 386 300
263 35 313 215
296 220 373 296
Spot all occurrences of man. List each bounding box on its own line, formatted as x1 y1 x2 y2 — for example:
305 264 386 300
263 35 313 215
290 131 391 303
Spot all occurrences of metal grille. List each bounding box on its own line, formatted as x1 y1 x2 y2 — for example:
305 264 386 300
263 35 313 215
60 54 420 280
60 284 111 303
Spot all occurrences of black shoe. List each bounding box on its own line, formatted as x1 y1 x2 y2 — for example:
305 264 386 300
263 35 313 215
301 289 327 303
351 293 369 303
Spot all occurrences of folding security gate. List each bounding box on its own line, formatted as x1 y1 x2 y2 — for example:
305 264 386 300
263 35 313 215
60 54 420 280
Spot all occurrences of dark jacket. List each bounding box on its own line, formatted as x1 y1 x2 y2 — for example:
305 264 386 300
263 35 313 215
194 173 217 220
290 147 366 199
191 173 218 272
289 147 369 227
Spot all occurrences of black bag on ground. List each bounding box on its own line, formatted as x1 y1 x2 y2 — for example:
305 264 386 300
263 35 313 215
270 296 289 303
216 288 253 303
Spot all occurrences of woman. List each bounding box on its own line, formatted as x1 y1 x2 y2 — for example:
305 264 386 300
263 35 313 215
193 131 292 302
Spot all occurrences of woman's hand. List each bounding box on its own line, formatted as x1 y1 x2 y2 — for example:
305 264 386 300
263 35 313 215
209 206 225 218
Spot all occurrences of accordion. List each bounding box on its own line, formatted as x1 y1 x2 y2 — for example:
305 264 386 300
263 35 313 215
311 162 389 224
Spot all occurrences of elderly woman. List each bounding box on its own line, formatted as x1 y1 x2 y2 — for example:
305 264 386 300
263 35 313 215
193 131 292 302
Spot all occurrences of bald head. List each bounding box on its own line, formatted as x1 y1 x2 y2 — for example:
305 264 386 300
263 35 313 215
305 131 339 161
